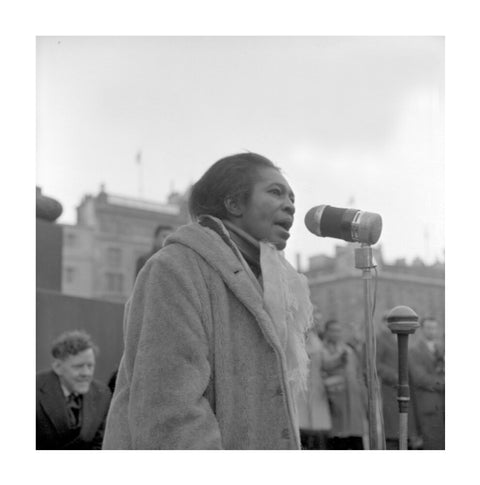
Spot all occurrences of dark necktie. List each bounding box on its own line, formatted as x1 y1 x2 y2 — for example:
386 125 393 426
66 393 82 429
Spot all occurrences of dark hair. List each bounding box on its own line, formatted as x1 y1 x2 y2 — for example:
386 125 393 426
153 225 173 238
51 330 98 360
188 152 279 220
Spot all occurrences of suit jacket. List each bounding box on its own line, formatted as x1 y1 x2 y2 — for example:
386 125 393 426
36 370 111 450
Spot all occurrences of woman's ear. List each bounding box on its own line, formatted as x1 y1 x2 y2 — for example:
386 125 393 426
224 196 244 218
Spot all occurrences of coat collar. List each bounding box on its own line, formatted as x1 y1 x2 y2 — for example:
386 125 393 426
166 220 285 354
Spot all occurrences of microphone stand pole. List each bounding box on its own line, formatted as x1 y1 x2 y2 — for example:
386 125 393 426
355 244 382 450
386 306 419 450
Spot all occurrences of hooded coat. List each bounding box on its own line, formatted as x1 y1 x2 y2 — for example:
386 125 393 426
102 220 302 449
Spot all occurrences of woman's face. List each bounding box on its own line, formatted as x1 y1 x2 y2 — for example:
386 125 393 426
231 166 295 250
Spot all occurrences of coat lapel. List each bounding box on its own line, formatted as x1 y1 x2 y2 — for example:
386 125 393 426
38 372 71 438
181 221 285 354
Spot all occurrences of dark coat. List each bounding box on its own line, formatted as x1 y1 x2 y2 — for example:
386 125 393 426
36 370 111 450
409 339 445 449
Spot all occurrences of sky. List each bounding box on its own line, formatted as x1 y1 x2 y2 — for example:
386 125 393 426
36 36 444 268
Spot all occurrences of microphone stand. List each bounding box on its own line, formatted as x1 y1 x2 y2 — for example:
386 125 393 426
355 244 383 450
386 306 419 450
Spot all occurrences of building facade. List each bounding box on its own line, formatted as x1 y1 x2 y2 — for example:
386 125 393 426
304 244 445 342
61 186 189 303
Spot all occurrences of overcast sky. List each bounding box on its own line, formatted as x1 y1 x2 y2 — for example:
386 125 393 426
36 36 444 267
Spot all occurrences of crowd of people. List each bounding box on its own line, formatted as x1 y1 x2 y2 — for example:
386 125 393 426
36 152 445 450
298 315 445 450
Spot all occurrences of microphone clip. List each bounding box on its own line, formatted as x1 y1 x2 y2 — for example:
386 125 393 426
354 244 377 270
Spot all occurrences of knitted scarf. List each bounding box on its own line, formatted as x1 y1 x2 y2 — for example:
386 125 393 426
219 218 314 399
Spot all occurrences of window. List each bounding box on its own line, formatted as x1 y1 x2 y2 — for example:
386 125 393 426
105 272 124 293
64 267 75 284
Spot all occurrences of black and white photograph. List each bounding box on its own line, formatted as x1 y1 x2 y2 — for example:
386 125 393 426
35 34 444 451
5 0 479 482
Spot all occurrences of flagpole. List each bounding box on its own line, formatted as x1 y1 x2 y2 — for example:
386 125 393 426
136 150 143 198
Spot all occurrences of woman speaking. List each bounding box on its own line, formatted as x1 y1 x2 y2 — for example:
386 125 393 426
103 152 313 449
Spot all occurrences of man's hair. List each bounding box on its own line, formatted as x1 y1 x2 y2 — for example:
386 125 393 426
153 224 173 238
188 152 279 220
51 330 98 360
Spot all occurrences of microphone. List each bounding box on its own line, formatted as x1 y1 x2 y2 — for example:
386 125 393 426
304 205 382 245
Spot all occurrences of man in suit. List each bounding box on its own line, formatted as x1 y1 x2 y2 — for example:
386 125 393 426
36 330 111 450
409 317 445 449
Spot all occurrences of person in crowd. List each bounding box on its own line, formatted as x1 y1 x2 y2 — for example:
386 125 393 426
376 312 420 449
102 152 313 449
321 319 368 450
345 321 363 354
135 224 174 278
409 317 445 449
297 320 331 449
36 330 111 449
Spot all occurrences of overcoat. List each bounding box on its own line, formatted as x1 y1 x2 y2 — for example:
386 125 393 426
409 338 445 449
36 370 111 450
102 220 303 449
321 343 367 439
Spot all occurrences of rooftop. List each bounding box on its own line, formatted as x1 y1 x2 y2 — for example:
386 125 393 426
105 193 180 215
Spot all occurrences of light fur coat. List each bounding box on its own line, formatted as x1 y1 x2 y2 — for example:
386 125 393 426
102 220 302 449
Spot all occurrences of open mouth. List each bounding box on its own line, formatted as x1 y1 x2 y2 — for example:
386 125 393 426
275 220 293 231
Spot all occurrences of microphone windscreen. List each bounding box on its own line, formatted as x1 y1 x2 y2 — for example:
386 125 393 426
304 205 327 237
357 211 382 245
304 205 382 245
